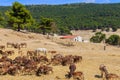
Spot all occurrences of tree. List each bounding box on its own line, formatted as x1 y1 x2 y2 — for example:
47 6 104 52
6 1 34 31
90 32 106 43
59 27 72 35
106 34 120 45
0 13 4 21
105 28 110 32
0 12 4 27
39 17 57 35
50 22 58 34
112 26 117 32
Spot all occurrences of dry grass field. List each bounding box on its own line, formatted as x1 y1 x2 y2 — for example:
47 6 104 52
0 28 120 80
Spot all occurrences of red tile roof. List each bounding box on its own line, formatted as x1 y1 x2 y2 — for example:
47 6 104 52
60 35 77 39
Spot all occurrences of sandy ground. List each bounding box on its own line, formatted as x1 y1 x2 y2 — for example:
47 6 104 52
0 28 120 80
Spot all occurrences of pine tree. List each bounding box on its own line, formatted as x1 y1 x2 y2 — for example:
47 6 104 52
6 1 34 31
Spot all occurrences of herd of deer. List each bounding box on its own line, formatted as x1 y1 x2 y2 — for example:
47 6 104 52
0 42 119 80
0 42 27 56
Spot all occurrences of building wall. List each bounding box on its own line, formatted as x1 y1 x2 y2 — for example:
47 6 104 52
73 36 83 42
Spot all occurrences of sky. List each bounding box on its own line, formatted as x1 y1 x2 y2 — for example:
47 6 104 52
0 0 120 6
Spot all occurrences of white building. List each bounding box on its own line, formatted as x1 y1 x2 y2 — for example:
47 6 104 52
60 35 89 43
73 36 83 42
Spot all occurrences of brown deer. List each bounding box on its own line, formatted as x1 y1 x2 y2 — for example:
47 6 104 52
72 71 84 80
6 42 14 48
20 43 27 48
99 64 120 80
0 45 5 50
66 71 84 80
105 73 120 80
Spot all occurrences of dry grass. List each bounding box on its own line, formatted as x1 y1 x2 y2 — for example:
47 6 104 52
0 28 120 80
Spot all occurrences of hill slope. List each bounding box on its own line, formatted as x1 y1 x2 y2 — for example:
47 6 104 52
1 3 120 30
0 28 120 80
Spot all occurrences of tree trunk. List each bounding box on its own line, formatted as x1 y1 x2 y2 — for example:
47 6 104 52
42 28 46 35
17 24 20 31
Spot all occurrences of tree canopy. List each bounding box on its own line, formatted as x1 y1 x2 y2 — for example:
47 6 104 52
90 32 106 43
0 12 4 27
106 34 120 45
39 17 57 35
1 3 120 34
5 1 34 31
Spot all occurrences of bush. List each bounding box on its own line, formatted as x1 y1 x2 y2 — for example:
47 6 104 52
112 27 117 32
90 32 106 43
105 28 110 32
106 34 120 45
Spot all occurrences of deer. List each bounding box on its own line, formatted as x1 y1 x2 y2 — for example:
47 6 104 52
99 64 120 80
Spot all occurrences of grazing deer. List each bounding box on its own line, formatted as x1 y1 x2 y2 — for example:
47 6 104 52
72 71 84 80
0 45 5 50
20 43 27 48
13 43 20 50
105 73 120 80
27 51 36 56
99 64 120 80
66 71 84 80
6 42 14 48
36 65 53 76
99 64 108 78
5 50 14 56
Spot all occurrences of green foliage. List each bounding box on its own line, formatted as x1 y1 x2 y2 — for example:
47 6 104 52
90 32 106 43
0 13 4 21
5 1 34 31
39 17 57 35
1 3 120 34
24 3 120 31
59 27 72 35
112 26 117 32
105 28 110 32
0 12 5 27
106 34 120 45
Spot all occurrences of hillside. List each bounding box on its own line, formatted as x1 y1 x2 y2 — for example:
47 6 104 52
1 3 120 31
0 28 120 80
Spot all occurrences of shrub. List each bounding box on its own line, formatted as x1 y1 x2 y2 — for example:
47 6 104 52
106 34 120 45
112 27 117 32
90 32 106 43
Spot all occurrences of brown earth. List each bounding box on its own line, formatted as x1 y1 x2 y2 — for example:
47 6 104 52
0 28 120 80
